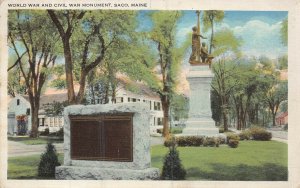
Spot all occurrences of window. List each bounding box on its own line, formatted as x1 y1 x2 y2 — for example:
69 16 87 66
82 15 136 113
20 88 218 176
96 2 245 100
128 97 130 102
157 118 163 125
154 102 161 111
49 117 54 127
54 117 58 127
26 108 30 115
132 98 137 102
17 99 20 105
150 101 152 110
116 97 123 103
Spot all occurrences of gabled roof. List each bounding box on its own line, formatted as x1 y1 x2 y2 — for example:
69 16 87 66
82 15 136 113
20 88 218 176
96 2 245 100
21 93 68 109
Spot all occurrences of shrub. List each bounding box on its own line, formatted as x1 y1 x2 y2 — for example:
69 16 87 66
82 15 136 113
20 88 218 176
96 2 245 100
226 133 240 144
161 144 186 180
164 135 174 147
238 130 251 140
283 124 288 131
176 136 204 147
249 127 272 141
56 128 64 138
40 128 49 136
38 143 61 178
218 135 226 144
228 139 239 148
203 137 219 147
219 127 224 133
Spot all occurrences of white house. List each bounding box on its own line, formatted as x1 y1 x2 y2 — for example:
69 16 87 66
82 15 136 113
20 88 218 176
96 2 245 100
86 76 164 135
7 93 67 135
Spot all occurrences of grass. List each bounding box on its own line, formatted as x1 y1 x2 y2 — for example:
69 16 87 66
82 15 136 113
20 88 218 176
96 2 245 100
151 141 288 181
8 153 63 179
7 140 287 180
8 136 63 145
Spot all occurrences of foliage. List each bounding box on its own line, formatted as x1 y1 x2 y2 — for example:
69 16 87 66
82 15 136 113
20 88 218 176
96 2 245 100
213 28 243 57
8 10 59 137
228 139 239 148
38 143 61 178
148 11 190 137
226 133 240 143
280 18 288 46
249 127 272 141
203 137 219 147
43 101 68 116
176 136 204 147
238 130 251 140
202 10 225 53
161 143 186 180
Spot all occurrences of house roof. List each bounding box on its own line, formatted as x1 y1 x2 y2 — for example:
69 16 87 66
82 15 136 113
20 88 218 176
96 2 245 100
117 75 160 100
22 93 68 109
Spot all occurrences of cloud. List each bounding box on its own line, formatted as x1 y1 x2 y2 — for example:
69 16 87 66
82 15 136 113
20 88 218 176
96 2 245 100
231 20 287 58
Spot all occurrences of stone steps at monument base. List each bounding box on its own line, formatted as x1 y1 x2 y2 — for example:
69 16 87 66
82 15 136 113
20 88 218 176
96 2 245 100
181 127 219 137
185 121 216 128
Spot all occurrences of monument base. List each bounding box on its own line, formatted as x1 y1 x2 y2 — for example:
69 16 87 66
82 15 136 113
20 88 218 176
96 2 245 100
181 118 219 137
56 166 160 180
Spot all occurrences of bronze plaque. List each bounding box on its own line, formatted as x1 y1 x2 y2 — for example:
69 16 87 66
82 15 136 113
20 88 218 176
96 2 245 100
70 114 133 162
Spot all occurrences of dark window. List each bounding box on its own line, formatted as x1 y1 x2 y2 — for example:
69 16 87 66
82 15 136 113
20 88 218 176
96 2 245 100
26 108 30 115
17 99 20 105
128 97 130 102
132 98 136 102
157 117 163 125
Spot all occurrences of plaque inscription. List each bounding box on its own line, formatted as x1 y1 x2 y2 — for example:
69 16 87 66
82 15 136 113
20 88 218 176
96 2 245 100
70 113 133 162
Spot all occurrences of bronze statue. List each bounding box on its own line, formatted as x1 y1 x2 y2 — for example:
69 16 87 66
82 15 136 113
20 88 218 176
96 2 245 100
189 11 214 67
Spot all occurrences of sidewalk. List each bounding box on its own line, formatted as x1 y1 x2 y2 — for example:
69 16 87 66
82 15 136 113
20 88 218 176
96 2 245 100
8 136 164 157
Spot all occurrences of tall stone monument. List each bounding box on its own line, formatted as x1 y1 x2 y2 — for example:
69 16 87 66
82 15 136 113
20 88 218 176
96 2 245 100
181 11 219 136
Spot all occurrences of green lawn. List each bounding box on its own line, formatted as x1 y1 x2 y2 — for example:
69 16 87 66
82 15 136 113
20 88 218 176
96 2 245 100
8 136 63 145
8 153 64 179
151 141 288 181
8 141 287 180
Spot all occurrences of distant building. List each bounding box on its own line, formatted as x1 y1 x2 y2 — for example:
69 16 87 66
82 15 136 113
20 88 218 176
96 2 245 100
86 76 164 135
276 112 288 126
7 93 67 135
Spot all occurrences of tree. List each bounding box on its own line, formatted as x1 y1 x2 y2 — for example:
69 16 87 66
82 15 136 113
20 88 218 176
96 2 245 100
8 10 58 137
47 10 138 104
211 59 239 131
148 11 189 137
202 10 225 54
38 143 61 178
280 18 288 46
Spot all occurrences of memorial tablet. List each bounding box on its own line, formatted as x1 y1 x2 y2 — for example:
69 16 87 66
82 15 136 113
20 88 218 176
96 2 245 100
70 114 133 162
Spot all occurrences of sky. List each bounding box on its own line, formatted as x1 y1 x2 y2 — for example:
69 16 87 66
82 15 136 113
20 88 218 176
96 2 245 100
139 10 288 59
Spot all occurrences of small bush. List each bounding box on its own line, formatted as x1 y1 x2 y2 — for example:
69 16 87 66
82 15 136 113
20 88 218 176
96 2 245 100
164 135 174 147
226 133 240 144
218 135 226 144
161 144 186 180
228 139 239 148
249 127 272 141
283 124 288 131
176 136 204 147
203 137 219 147
40 128 49 136
38 143 61 178
56 128 64 138
219 127 224 133
238 130 251 140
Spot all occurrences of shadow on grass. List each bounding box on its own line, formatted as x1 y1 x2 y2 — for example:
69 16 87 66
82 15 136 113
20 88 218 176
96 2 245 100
187 163 287 181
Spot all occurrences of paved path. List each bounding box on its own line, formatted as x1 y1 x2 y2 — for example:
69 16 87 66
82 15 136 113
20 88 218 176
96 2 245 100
8 136 165 157
8 141 64 157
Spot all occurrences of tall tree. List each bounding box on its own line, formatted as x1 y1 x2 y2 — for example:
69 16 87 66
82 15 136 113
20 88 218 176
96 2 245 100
148 11 189 137
202 10 225 54
47 10 138 104
8 10 58 137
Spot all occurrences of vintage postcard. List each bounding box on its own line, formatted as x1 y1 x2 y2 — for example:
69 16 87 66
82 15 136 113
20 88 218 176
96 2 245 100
0 0 299 187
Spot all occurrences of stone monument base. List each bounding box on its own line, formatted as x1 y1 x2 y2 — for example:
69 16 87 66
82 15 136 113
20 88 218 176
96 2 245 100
181 118 219 137
56 166 160 180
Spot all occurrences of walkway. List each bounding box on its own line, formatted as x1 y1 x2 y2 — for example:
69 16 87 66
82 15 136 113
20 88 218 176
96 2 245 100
8 136 164 157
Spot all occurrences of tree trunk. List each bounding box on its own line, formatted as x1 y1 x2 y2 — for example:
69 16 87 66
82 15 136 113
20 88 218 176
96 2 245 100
63 41 76 104
76 70 87 104
29 98 40 138
161 96 170 137
222 110 228 131
209 18 214 54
